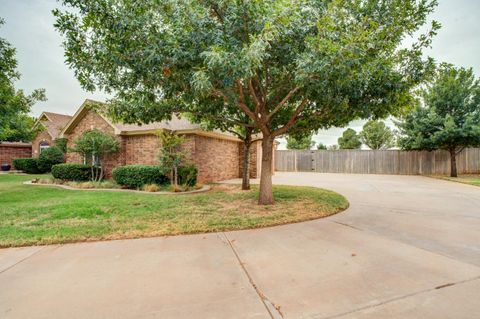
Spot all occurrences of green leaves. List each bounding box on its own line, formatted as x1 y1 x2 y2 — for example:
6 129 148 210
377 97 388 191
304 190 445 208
360 120 396 150
338 128 362 149
397 64 480 152
0 19 46 142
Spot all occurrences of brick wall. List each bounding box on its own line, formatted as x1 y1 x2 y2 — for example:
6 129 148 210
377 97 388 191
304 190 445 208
64 110 124 177
0 143 32 169
193 135 241 183
124 134 160 165
32 130 53 158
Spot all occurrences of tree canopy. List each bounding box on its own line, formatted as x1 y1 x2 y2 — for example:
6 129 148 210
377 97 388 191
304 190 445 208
397 64 480 177
54 0 438 204
0 18 46 142
338 128 362 149
286 134 315 150
360 120 395 150
317 143 327 150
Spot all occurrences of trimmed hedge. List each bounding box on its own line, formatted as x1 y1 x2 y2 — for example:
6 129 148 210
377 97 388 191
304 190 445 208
112 164 198 189
12 158 42 174
38 147 65 172
112 165 169 189
51 163 101 181
178 164 198 186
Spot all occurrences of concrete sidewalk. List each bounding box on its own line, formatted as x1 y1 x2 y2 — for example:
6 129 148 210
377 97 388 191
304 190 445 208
1 173 479 318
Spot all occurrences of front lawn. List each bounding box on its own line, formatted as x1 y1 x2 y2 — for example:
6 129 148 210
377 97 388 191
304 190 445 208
0 174 348 247
435 175 480 187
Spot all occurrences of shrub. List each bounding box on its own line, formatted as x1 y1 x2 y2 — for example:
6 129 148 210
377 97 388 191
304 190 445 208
143 184 159 192
37 147 65 172
13 158 42 174
51 163 101 181
12 158 27 171
112 165 168 189
178 164 198 187
54 138 68 153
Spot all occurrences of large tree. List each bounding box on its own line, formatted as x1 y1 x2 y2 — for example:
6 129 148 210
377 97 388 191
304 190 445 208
360 120 395 150
338 128 362 149
54 0 437 204
0 18 46 142
397 64 480 177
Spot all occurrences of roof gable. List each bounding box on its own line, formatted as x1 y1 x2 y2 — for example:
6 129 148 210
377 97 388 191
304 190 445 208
35 111 72 139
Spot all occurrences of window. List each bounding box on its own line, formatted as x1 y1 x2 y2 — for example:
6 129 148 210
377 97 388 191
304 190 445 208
39 141 50 153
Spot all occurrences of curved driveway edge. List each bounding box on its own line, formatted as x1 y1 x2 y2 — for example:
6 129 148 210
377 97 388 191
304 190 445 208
1 172 479 319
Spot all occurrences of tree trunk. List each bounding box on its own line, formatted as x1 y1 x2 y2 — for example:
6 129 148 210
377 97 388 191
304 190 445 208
242 130 252 190
173 165 178 187
449 148 458 178
258 136 274 205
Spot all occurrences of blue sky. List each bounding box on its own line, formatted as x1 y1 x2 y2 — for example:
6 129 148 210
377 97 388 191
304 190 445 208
1 0 479 148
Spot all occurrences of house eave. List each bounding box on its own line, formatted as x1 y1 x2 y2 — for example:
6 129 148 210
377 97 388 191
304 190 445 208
120 129 241 142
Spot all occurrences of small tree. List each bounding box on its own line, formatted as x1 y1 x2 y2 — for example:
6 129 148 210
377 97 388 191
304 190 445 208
157 130 186 187
328 145 339 151
70 129 120 181
360 121 395 150
317 143 327 150
286 134 315 150
397 64 480 177
338 129 362 149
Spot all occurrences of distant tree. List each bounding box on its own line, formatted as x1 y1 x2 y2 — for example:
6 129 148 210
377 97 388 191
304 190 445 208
397 64 480 177
70 129 120 181
0 18 46 142
328 145 339 151
360 120 395 150
286 134 315 150
317 143 327 150
338 128 362 149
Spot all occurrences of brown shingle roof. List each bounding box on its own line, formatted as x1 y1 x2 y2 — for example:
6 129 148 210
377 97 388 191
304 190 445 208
113 115 201 133
40 112 73 139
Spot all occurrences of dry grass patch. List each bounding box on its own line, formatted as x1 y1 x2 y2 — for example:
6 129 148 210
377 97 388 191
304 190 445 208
0 174 348 247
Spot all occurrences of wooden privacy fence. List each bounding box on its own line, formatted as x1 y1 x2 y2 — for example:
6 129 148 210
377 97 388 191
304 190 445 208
275 148 480 175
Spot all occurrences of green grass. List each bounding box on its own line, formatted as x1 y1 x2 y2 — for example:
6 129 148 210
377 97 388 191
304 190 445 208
435 175 480 187
0 174 348 247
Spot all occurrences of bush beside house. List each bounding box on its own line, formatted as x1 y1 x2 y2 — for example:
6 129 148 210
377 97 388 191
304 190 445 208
52 163 101 181
12 158 42 174
112 165 169 189
13 146 64 174
37 147 64 172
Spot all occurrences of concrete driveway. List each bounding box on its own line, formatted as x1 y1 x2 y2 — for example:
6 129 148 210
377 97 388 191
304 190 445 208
1 173 479 318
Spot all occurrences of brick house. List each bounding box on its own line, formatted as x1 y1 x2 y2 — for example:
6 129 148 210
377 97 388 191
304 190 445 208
32 112 72 157
58 99 274 183
0 142 32 169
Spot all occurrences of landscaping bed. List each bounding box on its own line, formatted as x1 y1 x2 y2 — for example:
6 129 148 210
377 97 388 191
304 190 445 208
0 174 348 247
